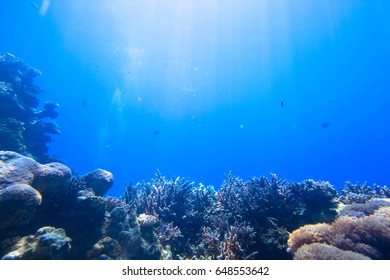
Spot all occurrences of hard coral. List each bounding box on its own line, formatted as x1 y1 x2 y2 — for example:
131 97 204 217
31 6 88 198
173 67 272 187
294 243 370 260
288 206 390 259
0 183 42 229
0 53 60 162
339 181 390 204
2 226 71 260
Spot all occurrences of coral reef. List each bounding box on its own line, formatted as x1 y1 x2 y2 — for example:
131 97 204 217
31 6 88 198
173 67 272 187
1 148 389 259
206 173 339 259
0 53 60 163
0 151 114 259
122 172 340 260
288 205 390 259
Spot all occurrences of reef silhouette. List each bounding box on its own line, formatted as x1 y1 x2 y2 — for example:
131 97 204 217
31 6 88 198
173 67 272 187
0 53 60 163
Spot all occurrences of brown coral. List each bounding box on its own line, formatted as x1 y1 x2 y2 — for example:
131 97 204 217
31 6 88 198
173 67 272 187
288 206 390 259
294 243 370 260
287 223 332 254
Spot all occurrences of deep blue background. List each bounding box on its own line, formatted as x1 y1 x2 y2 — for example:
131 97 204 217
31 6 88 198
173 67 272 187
1 0 389 196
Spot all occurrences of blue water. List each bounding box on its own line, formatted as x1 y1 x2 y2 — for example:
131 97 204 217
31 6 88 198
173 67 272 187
1 0 390 196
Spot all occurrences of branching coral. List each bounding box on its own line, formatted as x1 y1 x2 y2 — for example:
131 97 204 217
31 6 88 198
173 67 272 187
338 181 390 204
212 173 339 259
154 222 182 247
124 171 212 257
200 222 257 260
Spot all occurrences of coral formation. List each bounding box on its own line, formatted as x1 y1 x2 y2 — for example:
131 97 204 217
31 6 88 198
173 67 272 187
1 157 389 260
288 205 390 259
0 183 42 229
81 168 114 196
122 172 340 260
0 53 60 163
2 226 71 260
0 151 71 199
293 243 370 260
0 151 114 259
338 181 390 204
338 198 390 218
1 147 389 259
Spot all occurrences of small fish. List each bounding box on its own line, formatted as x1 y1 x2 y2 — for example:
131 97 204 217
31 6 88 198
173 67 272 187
321 122 330 129
280 99 284 107
153 130 160 136
82 100 87 108
30 2 39 11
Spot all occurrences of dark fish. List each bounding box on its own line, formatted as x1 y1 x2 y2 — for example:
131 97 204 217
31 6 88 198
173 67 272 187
30 2 39 11
280 99 284 107
321 122 330 129
153 130 160 136
82 100 87 108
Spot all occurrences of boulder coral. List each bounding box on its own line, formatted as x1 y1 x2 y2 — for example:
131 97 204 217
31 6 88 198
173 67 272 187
0 151 115 259
81 168 114 196
0 151 71 199
0 183 42 229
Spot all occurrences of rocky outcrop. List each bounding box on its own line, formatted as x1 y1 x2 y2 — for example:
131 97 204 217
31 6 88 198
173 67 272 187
81 168 114 196
2 226 72 260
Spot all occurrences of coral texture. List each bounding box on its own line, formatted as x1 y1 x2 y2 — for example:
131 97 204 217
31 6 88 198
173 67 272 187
288 206 390 259
0 183 42 229
2 226 71 260
294 243 370 260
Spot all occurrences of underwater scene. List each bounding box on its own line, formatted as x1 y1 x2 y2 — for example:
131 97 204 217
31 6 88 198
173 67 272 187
1 0 390 260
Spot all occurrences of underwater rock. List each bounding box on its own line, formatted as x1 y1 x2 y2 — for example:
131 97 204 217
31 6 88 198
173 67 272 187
0 151 71 198
0 183 42 229
75 189 106 219
2 226 71 260
87 236 121 260
81 168 114 196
